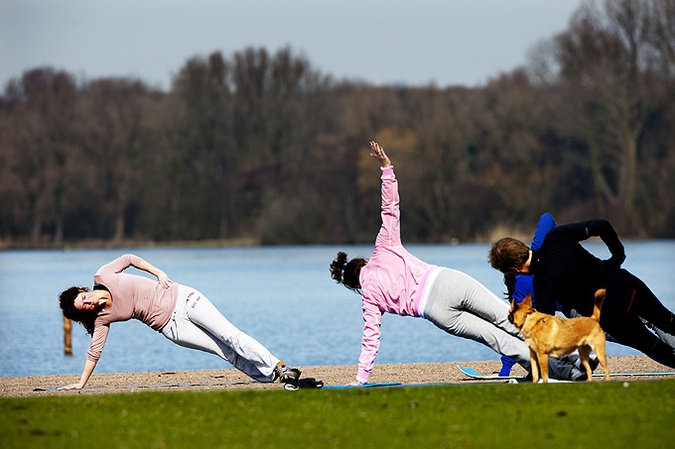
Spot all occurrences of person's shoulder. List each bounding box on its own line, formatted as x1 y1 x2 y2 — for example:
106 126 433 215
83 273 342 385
513 274 534 296
514 274 534 287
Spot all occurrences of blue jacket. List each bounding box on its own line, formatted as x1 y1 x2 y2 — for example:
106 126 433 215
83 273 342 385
512 213 556 307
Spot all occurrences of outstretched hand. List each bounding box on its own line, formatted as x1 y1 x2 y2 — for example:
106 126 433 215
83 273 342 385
369 141 392 168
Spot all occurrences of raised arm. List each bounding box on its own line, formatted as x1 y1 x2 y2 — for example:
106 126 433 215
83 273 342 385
584 220 625 266
96 254 173 289
531 213 557 250
136 257 173 289
370 142 401 248
554 220 625 267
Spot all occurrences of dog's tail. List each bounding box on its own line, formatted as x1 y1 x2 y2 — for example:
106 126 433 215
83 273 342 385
591 289 606 321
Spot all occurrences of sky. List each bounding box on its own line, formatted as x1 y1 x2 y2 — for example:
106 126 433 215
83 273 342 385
1 0 584 91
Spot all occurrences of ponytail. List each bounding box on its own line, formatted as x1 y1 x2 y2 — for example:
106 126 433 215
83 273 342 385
330 251 367 293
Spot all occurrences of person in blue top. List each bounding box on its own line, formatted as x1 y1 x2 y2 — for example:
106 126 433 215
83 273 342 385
503 213 558 307
497 213 590 378
490 217 675 369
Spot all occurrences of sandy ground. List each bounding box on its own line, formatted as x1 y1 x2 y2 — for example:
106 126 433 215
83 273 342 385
2 355 674 398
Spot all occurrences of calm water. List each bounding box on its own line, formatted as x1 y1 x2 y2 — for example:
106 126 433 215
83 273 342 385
1 242 673 377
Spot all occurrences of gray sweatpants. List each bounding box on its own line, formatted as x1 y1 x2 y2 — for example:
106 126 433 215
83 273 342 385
160 285 280 382
422 268 575 379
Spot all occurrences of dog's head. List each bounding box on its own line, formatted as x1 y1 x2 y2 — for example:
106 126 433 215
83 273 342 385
508 294 536 330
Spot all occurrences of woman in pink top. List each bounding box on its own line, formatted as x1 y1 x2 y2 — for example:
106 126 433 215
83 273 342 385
330 141 580 385
58 253 300 390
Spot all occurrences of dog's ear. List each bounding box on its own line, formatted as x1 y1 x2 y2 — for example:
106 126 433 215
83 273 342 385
522 294 533 307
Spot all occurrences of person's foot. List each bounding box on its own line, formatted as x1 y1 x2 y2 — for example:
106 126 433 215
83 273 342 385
571 368 588 381
574 355 600 370
571 355 600 381
498 355 515 376
588 355 600 372
273 361 301 383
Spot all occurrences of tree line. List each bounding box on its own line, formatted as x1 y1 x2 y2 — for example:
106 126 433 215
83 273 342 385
1 0 674 248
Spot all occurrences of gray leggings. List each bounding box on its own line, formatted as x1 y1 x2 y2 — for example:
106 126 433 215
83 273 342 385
423 268 575 379
160 285 279 382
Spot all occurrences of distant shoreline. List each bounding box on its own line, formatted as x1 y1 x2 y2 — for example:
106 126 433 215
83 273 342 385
0 237 263 251
2 235 671 251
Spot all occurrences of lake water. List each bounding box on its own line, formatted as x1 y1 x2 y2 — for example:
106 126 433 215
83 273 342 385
1 241 673 378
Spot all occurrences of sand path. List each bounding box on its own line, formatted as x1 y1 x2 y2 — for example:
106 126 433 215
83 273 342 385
2 356 674 398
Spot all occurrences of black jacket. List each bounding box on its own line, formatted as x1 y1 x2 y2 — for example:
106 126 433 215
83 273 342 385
530 220 625 317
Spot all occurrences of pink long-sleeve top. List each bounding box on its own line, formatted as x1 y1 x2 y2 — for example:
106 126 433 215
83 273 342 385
356 167 437 383
85 254 179 362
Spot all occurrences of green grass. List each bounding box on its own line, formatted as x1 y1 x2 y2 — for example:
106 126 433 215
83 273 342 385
2 380 674 448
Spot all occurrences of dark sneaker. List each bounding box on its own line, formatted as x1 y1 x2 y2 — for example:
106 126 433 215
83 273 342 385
571 368 588 381
574 355 600 370
571 355 600 381
284 378 324 391
274 361 301 383
588 355 600 372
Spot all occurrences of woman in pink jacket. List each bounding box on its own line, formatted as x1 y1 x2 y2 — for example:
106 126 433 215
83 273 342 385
58 254 300 390
330 141 581 385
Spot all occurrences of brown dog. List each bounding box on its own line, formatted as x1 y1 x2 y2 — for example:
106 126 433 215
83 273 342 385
508 289 610 383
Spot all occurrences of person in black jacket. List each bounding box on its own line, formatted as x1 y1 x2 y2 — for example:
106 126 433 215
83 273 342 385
488 219 675 369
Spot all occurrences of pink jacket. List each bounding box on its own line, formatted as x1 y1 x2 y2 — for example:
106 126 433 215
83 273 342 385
86 254 178 362
356 167 437 383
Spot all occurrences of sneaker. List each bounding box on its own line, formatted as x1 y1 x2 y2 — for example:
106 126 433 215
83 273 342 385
574 355 600 373
273 361 301 383
571 368 588 381
588 355 600 372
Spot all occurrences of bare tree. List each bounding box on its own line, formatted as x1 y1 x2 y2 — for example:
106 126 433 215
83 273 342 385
0 68 80 246
79 78 154 243
644 0 675 75
553 0 658 232
171 51 236 239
